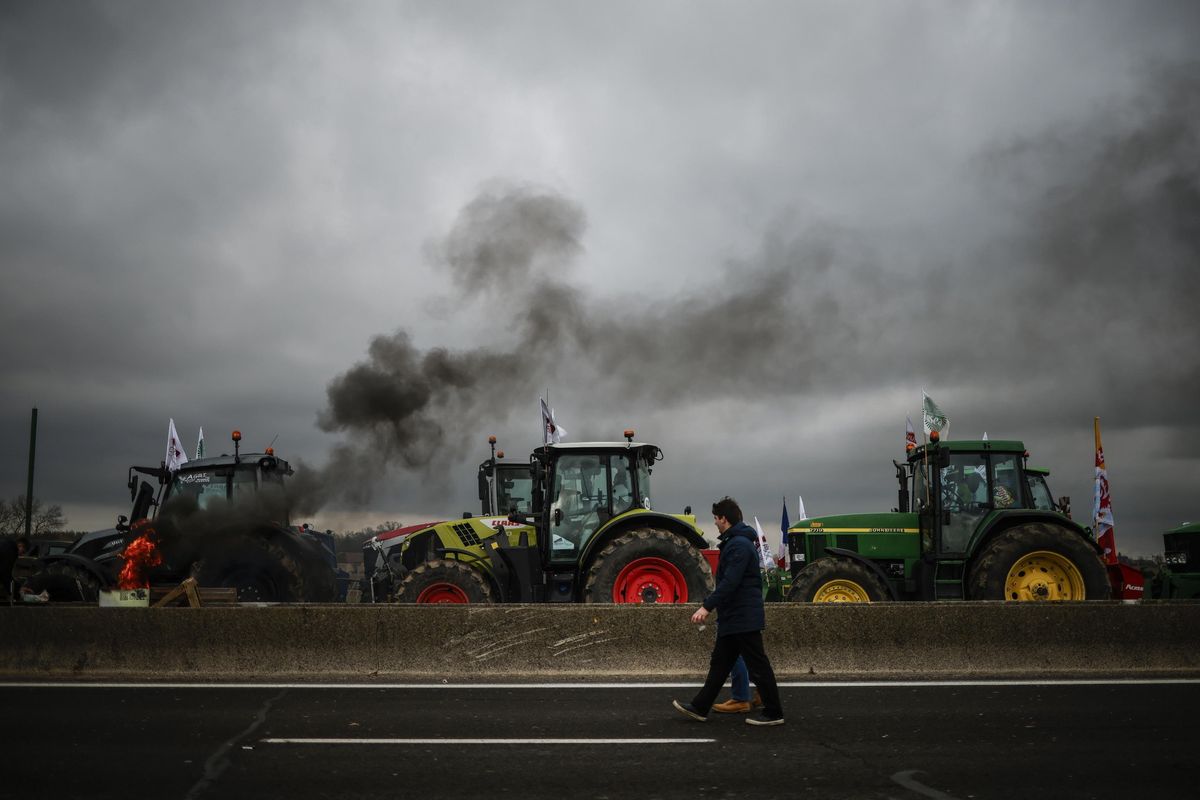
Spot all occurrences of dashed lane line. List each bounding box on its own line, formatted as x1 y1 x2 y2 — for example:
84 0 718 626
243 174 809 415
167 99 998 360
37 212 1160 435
261 737 715 745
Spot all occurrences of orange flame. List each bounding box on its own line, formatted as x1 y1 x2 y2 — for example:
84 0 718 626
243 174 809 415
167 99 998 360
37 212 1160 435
118 520 163 590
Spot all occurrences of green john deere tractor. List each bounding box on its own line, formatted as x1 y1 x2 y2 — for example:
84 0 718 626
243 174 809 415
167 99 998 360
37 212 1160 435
1151 521 1200 599
786 436 1111 602
385 431 714 604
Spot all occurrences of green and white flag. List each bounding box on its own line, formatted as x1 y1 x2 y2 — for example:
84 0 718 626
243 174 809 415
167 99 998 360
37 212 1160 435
195 426 206 459
922 391 949 437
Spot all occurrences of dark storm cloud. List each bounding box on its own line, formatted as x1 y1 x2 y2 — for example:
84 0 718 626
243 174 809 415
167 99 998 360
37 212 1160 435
2 1 1197 557
974 61 1200 427
304 59 1200 525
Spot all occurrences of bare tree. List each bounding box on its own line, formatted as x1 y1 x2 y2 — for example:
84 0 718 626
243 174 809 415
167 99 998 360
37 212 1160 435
0 495 67 537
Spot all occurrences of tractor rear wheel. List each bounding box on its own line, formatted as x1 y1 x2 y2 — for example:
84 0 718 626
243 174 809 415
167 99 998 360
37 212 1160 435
583 528 713 604
391 559 495 604
190 536 308 603
787 557 889 602
966 523 1110 601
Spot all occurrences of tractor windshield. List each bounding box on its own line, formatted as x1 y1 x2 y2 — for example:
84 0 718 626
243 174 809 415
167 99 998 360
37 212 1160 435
171 466 284 511
495 470 533 514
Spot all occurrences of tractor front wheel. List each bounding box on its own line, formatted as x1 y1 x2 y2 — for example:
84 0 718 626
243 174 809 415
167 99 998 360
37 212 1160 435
966 523 1110 601
583 529 713 604
391 559 495 604
787 557 889 602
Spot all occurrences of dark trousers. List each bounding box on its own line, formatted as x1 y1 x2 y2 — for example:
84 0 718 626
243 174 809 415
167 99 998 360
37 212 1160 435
690 630 783 718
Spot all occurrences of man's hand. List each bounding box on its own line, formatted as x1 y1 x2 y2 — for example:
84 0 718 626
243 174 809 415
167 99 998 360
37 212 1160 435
691 607 709 624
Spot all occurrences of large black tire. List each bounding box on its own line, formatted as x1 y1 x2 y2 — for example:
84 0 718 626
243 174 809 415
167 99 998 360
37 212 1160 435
966 522 1111 601
787 557 890 602
190 537 310 603
391 559 494 604
582 528 713 604
25 562 103 602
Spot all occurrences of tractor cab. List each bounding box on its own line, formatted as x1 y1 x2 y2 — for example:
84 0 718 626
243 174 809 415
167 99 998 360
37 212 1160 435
1153 521 1200 599
476 436 534 517
905 436 1040 557
530 434 656 567
124 430 293 528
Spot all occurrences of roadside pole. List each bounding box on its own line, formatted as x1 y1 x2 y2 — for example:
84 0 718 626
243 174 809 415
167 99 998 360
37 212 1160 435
24 407 37 537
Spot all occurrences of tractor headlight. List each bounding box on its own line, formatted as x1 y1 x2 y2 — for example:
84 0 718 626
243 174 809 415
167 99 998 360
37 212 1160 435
1164 551 1187 565
791 552 805 563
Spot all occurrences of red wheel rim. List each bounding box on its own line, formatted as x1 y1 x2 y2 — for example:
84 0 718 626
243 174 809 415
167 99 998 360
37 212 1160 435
612 557 688 603
416 583 470 603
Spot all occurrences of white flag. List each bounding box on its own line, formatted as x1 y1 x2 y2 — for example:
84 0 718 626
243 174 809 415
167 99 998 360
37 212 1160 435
752 516 775 570
922 391 949 438
797 494 807 520
165 418 189 472
539 397 567 444
195 426 206 459
982 431 988 441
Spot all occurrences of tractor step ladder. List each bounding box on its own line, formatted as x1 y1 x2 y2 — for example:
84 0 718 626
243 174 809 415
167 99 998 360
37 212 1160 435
933 559 967 600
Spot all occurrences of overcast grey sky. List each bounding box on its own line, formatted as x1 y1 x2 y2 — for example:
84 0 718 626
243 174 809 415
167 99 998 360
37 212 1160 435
1 1 1197 555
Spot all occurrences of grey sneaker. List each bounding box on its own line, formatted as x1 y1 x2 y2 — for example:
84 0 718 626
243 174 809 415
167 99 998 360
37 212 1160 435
672 700 707 722
746 712 785 726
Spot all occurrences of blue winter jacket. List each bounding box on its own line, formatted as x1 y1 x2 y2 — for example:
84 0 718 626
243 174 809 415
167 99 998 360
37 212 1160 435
702 522 765 636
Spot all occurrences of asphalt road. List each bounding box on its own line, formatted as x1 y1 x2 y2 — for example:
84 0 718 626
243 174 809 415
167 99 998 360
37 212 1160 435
3 680 1196 800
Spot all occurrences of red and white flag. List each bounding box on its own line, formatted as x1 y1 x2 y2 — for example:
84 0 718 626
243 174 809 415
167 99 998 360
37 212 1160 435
165 418 189 472
1092 417 1118 565
539 397 566 445
905 416 917 451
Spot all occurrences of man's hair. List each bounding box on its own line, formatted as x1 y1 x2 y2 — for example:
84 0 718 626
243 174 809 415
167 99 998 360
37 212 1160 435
711 496 743 525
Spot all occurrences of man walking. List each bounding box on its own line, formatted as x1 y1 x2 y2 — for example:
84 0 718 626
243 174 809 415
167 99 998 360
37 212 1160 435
673 497 785 726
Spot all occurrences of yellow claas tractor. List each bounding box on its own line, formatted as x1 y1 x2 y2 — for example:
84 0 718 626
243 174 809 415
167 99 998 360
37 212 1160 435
383 431 714 603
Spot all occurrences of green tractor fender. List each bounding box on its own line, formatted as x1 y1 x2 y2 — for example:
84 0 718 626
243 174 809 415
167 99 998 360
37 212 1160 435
965 509 1101 562
578 509 709 572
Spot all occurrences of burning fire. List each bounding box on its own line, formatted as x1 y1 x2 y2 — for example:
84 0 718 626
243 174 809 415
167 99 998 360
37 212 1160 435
118 520 163 590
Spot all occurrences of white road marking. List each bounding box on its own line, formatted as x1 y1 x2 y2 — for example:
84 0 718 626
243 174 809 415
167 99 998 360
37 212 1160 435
262 737 714 745
892 770 961 800
2 678 1198 689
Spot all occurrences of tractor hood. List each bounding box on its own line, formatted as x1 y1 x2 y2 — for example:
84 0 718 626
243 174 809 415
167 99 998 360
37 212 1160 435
789 512 919 534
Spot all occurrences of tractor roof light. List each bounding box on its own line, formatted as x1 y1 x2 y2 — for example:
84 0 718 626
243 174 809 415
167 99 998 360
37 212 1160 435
624 429 636 444
497 450 505 459
488 435 497 444
930 430 940 443
905 443 916 453
266 447 274 456
231 430 242 442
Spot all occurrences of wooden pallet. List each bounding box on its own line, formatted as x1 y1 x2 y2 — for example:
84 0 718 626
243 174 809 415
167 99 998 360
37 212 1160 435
150 578 238 608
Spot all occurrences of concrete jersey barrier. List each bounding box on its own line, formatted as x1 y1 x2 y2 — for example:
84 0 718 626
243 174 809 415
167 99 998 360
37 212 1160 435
2 602 1197 681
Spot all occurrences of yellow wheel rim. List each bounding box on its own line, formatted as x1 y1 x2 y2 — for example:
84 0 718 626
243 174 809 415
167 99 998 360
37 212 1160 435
812 579 872 603
1004 550 1086 601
